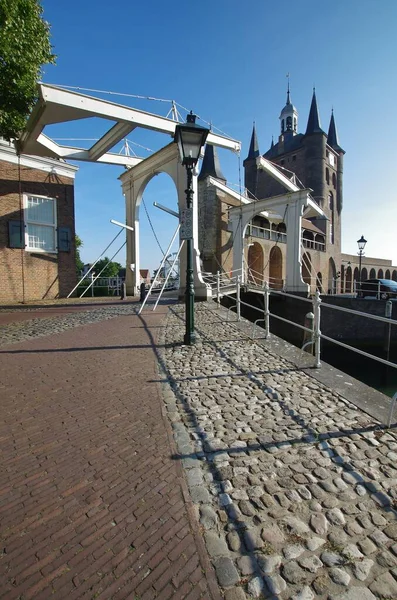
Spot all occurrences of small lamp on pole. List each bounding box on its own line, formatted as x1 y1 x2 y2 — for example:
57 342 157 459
174 112 209 345
357 235 367 287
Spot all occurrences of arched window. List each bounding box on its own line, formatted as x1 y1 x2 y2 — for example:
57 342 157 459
346 266 352 293
393 270 397 281
353 267 359 282
332 173 337 188
361 267 368 281
286 116 292 130
316 272 323 293
269 246 283 289
315 234 325 251
326 168 329 184
328 192 334 210
378 269 384 278
370 268 376 278
293 117 297 132
302 252 312 286
385 269 391 279
281 119 285 133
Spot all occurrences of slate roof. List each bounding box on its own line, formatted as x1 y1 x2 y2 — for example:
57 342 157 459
305 89 325 135
264 133 305 159
245 124 260 161
327 110 345 153
198 143 226 181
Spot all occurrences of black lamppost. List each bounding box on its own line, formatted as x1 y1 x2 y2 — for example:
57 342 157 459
357 235 367 286
174 112 209 345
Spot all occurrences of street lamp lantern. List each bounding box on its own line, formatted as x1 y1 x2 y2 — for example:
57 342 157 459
174 111 209 167
357 234 367 289
174 112 209 345
357 235 367 252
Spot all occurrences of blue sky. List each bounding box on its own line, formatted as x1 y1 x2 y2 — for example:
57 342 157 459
40 0 397 273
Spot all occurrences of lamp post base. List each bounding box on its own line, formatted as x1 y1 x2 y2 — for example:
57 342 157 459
184 331 197 345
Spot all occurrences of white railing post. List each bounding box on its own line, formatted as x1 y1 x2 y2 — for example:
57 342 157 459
216 270 220 307
236 275 241 321
313 290 322 368
378 281 381 299
264 281 270 339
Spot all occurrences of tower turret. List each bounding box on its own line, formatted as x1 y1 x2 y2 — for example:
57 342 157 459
305 89 324 135
327 110 344 153
243 123 260 198
279 81 298 136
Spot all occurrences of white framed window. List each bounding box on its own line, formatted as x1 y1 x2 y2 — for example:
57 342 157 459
24 194 57 253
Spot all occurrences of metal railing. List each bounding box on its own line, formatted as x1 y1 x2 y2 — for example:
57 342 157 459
214 274 397 424
245 223 287 243
302 238 326 252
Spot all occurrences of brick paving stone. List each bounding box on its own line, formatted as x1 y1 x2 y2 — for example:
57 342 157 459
0 303 221 599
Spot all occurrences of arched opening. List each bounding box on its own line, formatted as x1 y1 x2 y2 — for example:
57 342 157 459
361 267 368 281
332 173 336 188
247 242 264 285
316 272 323 293
250 216 271 239
370 268 376 279
270 222 287 242
139 173 179 285
302 230 314 249
269 246 283 289
386 269 391 279
353 267 359 284
328 257 337 294
393 270 397 281
302 252 312 286
281 119 285 133
378 269 384 278
341 264 345 293
346 266 352 293
315 234 325 251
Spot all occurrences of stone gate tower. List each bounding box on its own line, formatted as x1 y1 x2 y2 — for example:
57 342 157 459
244 87 345 287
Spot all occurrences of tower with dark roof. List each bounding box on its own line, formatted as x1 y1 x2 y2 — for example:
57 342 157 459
243 87 345 291
197 143 232 273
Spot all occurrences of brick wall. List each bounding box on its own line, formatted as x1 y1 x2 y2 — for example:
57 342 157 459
0 159 77 302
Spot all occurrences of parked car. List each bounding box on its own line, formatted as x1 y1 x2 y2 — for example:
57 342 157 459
358 278 397 299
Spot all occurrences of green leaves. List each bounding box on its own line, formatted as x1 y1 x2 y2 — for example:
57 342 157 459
0 0 56 139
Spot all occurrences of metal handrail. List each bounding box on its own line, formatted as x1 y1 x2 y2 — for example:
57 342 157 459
220 280 397 399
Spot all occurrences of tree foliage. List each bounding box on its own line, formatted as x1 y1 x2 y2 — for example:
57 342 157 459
0 0 56 140
94 257 123 278
75 234 84 275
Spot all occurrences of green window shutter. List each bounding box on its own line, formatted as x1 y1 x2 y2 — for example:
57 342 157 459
8 220 24 248
58 227 71 252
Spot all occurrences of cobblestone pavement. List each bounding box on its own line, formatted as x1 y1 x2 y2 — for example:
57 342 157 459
0 304 220 599
0 303 138 347
159 303 397 600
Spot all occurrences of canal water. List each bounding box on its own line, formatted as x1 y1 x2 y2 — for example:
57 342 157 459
321 344 397 398
221 295 397 398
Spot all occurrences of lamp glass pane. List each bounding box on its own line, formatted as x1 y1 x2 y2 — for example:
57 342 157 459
180 129 204 162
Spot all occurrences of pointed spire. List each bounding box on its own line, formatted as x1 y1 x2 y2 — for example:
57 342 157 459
327 109 344 152
198 143 226 182
271 136 274 148
305 88 324 135
286 75 291 105
246 123 260 161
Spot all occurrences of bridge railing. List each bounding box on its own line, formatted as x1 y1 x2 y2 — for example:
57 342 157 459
219 279 397 425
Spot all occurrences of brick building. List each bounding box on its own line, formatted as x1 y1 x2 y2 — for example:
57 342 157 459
0 139 78 302
198 87 397 293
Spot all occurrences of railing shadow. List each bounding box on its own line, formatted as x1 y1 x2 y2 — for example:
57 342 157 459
139 304 397 595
